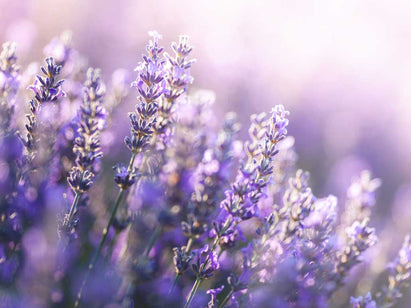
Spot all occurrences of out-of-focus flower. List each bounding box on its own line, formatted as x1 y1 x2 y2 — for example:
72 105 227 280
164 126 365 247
0 41 20 134
331 219 377 294
43 31 73 67
377 235 411 307
341 171 381 229
350 292 377 308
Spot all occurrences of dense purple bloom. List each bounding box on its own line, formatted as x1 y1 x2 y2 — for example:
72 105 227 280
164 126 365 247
62 67 105 239
164 35 195 97
173 246 195 276
28 58 65 103
131 31 166 102
113 163 138 189
20 57 65 171
69 67 105 191
1 31 411 308
219 105 290 222
192 244 220 279
126 31 166 154
152 35 195 150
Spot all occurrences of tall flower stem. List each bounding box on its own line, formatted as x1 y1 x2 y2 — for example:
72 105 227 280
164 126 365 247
169 273 181 295
183 218 234 307
219 289 234 308
184 277 202 308
144 224 162 257
185 237 194 253
74 153 136 307
67 192 81 230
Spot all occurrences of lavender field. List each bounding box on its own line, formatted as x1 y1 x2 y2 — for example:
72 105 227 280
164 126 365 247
1 1 411 307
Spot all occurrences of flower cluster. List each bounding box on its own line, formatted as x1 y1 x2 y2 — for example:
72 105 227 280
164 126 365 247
0 31 410 308
20 57 65 173
154 35 195 148
376 235 411 307
126 31 166 155
62 68 106 239
0 42 20 134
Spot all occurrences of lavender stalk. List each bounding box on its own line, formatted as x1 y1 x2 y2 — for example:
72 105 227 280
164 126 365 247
0 42 20 135
184 105 289 307
60 67 106 243
74 31 166 307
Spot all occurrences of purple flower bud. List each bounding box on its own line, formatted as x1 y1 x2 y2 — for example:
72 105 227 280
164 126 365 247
345 219 377 251
347 171 381 209
192 244 220 279
113 164 138 189
28 57 65 103
173 246 195 276
68 167 95 193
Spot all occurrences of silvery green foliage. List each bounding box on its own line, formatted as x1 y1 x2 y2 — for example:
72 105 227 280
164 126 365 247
0 31 410 308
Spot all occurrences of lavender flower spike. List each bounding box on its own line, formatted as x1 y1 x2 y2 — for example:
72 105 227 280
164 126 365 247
28 57 65 103
332 218 377 292
192 244 220 279
378 235 411 307
221 105 290 221
62 68 105 239
126 31 166 154
75 32 166 307
342 171 381 228
185 245 220 308
163 35 195 100
20 57 65 176
0 41 20 134
155 35 195 148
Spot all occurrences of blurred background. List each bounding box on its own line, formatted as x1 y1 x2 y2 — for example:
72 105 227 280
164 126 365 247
1 0 410 305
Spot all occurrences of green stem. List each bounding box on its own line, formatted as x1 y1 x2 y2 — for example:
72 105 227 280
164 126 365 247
169 273 181 295
67 192 81 229
183 218 235 306
219 289 234 308
58 191 82 254
185 237 194 253
128 153 137 172
184 277 202 308
74 153 137 307
144 225 162 257
74 188 125 307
